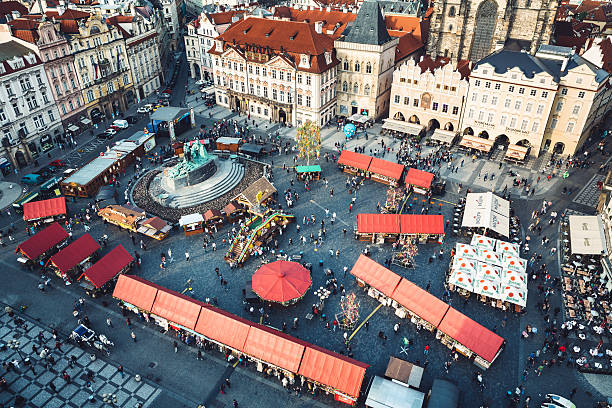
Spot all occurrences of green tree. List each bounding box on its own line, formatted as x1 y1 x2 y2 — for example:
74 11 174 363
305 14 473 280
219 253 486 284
295 121 321 165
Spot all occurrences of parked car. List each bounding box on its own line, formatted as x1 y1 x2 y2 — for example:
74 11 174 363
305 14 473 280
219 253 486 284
124 116 138 124
21 173 43 185
49 159 66 168
113 119 128 129
103 128 117 137
137 106 150 114
108 125 120 132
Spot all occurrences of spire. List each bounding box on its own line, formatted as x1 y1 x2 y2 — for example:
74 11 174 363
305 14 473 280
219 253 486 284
343 1 392 46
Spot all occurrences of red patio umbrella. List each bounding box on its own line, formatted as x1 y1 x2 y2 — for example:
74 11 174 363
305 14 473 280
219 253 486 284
252 261 312 304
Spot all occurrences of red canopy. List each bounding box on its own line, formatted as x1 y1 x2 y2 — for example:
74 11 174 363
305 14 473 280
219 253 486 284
79 245 133 288
437 307 505 363
47 233 100 274
399 214 445 235
252 261 311 303
357 214 400 234
195 306 251 351
152 288 203 330
243 324 306 372
338 150 372 171
349 255 401 298
16 222 68 260
405 168 435 189
23 197 66 221
391 279 450 327
368 158 404 181
112 274 160 311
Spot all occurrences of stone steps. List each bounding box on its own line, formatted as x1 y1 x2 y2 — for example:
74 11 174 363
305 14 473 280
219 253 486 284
167 161 245 208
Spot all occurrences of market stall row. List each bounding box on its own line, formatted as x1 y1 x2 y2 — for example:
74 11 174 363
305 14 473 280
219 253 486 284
338 150 405 187
356 214 445 244
112 275 368 405
77 245 134 297
350 255 505 369
45 233 100 284
98 204 171 241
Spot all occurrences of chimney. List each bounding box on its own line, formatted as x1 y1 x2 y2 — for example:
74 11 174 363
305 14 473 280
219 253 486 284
314 21 323 34
561 56 569 71
419 55 423 62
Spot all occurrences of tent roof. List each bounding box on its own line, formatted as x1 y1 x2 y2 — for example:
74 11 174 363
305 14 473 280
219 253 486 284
151 288 203 330
399 214 445 235
365 376 425 408
430 129 455 144
437 307 504 363
80 245 133 288
384 356 424 388
47 233 100 274
16 222 68 260
195 306 251 351
461 192 510 238
179 213 204 226
569 215 607 255
295 165 322 173
405 168 434 189
459 135 494 152
203 209 223 220
216 137 241 144
252 260 311 303
237 176 276 206
23 197 66 221
349 254 402 297
112 274 160 311
298 344 369 398
243 325 306 372
505 144 529 161
391 279 450 327
368 158 404 180
338 150 372 171
357 213 400 234
239 143 264 154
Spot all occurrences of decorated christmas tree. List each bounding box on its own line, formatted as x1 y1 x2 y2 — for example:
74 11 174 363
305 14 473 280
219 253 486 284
337 293 360 331
295 121 321 165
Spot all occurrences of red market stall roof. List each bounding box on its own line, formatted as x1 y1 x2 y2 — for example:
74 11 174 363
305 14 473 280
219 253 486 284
338 150 372 171
349 254 402 298
298 345 369 399
47 233 100 274
367 158 404 181
23 197 66 221
243 325 306 372
79 245 133 288
391 279 450 327
399 214 445 235
195 306 251 351
15 222 68 260
405 168 435 189
252 261 312 303
437 307 504 363
112 274 160 311
357 214 400 234
151 288 203 331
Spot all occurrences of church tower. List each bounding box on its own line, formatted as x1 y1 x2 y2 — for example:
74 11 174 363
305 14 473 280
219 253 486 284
427 0 558 63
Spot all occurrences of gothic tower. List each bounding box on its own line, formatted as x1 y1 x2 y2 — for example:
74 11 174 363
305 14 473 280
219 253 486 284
426 0 558 63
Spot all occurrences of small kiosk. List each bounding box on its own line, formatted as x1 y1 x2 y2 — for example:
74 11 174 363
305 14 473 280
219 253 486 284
337 150 372 176
179 213 204 236
223 201 245 222
15 222 69 266
367 158 404 187
215 137 241 152
234 177 277 211
204 209 224 226
23 197 67 225
137 216 171 240
405 168 435 195
295 165 321 181
98 205 146 232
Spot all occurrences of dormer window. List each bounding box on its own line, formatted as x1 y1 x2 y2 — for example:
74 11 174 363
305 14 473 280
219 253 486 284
299 55 310 68
24 53 36 65
324 52 331 65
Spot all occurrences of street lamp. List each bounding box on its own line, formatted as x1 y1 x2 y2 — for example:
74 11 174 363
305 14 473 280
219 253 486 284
313 286 331 310
102 393 118 406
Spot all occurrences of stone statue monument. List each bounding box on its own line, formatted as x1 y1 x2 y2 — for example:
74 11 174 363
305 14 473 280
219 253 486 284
162 140 216 190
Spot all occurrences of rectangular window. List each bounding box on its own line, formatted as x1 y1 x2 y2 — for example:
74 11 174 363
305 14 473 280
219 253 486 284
394 95 400 103
531 122 539 132
566 122 575 132
471 92 477 102
478 111 484 121
0 108 5 122
572 105 580 115
494 83 501 90
272 89 277 100
491 96 498 105
468 109 474 119
279 71 284 80
280 91 285 102
12 102 20 116
509 85 515 92
500 115 507 126
256 85 260 96
550 118 557 129
263 87 268 98
249 84 254 94
515 101 521 110
272 70 277 79
287 73 291 82
287 92 292 103
578 91 585 98
482 95 488 103
306 96 311 107
248 65 252 74
475 80 481 86
48 109 55 122
526 103 532 112
518 87 525 94
297 94 302 105
530 89 537 96
521 120 528 131
433 102 439 111
306 76 311 85
561 88 567 96
69 100 74 110
487 113 494 123
510 117 517 127
255 66 260 75
452 106 459 115
485 81 491 88
542 91 548 98
61 104 66 115
262 68 267 76
536 104 544 114
442 104 448 113
404 97 409 105
413 99 419 107
556 101 563 112
87 90 94 102
297 74 302 84
504 99 511 108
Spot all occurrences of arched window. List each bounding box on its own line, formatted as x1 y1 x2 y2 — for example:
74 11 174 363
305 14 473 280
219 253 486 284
448 6 456 16
343 59 349 70
366 62 372 73
353 83 359 93
364 84 370 95
342 81 348 92
354 61 360 72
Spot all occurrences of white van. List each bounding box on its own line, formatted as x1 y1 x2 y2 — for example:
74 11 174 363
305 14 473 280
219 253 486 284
113 119 128 129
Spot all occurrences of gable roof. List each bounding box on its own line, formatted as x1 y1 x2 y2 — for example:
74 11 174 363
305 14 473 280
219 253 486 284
0 41 41 76
207 10 244 25
272 7 356 39
0 1 27 21
417 55 471 79
343 0 392 45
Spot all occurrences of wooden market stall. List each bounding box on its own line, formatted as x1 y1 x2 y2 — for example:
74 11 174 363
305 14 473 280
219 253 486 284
356 214 445 244
137 216 171 240
179 213 204 236
215 137 241 152
77 245 133 297
98 205 146 232
337 150 372 176
204 209 224 226
194 306 252 353
46 233 100 282
234 177 277 212
399 214 445 243
404 168 435 195
384 356 424 389
504 144 529 163
112 274 160 313
223 201 245 222
367 158 405 187
15 222 69 265
23 197 67 225
458 135 494 154
295 165 322 181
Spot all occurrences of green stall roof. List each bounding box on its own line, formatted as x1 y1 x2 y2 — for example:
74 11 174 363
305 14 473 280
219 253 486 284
295 165 322 174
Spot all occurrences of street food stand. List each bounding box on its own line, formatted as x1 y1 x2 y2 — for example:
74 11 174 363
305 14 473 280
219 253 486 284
400 214 445 243
405 168 435 195
223 201 245 222
365 376 425 408
78 245 133 297
390 279 450 332
15 222 69 266
215 137 241 152
384 356 424 389
98 205 146 232
203 209 224 226
252 261 311 305
137 216 171 240
179 213 204 236
22 197 67 225
367 158 404 187
504 144 529 163
338 150 372 176
458 135 494 154
295 165 322 181
195 306 252 354
46 233 100 283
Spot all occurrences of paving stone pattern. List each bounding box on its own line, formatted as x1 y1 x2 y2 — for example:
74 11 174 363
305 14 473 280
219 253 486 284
0 310 160 408
572 173 605 207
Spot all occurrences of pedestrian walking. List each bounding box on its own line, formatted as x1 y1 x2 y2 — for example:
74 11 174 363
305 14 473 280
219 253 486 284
185 251 190 261
393 323 400 334
173 341 178 353
106 317 112 327
365 321 369 331
118 365 124 378
220 383 225 394
168 248 173 263
424 345 430 355
62 371 71 383
569 388 577 399
225 378 231 388
126 318 131 327
233 400 239 408
197 350 202 360
130 331 137 342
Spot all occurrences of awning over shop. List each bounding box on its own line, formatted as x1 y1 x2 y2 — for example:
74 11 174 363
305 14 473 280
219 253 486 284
399 214 445 235
298 345 369 398
243 325 305 372
338 150 372 171
430 129 456 145
365 376 425 408
384 356 424 388
179 213 204 226
67 125 80 132
436 307 504 363
505 144 528 161
461 192 510 238
569 215 607 255
23 197 67 221
391 279 450 327
239 143 264 155
79 245 133 288
405 168 435 190
459 135 494 152
195 306 251 351
357 214 400 234
382 119 423 135
112 274 160 311
15 222 68 260
151 289 203 330
349 254 402 297
47 233 100 274
368 158 404 181
295 165 322 174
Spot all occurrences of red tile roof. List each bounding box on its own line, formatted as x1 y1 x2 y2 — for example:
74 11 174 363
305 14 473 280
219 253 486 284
391 31 423 62
0 1 27 18
273 7 356 39
208 10 245 25
592 37 612 73
417 55 471 79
